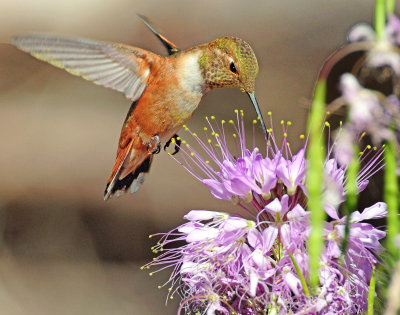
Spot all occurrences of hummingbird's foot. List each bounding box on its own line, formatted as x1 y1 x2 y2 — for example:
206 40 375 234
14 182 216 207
148 135 161 154
164 134 181 155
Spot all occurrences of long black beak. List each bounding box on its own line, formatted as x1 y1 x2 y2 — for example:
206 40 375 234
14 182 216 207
247 92 268 138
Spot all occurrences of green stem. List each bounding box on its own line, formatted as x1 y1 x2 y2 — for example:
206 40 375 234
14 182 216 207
386 0 395 15
306 80 327 291
288 252 310 297
368 266 376 315
384 138 400 259
341 145 360 254
375 0 386 41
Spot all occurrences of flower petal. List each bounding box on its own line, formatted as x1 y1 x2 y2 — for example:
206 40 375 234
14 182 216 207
351 202 388 222
184 210 226 221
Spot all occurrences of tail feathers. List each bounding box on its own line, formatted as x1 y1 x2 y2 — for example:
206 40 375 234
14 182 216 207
104 154 153 200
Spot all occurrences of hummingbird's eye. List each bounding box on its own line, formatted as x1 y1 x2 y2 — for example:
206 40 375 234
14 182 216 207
229 61 237 74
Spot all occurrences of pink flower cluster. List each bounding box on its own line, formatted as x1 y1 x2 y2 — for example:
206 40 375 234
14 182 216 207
144 113 386 314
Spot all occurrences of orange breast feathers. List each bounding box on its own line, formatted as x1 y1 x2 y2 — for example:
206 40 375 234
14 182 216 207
123 57 190 145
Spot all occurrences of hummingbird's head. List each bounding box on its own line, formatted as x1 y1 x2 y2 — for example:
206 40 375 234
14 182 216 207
199 36 258 93
199 37 267 136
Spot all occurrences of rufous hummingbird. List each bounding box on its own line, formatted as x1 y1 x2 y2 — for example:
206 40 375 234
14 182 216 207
12 16 267 200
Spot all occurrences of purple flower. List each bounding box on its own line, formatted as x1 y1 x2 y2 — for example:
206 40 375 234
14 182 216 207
322 202 387 311
276 148 306 195
171 113 310 214
145 112 387 314
348 15 400 75
339 16 400 170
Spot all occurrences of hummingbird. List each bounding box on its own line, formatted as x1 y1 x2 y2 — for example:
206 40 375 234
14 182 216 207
12 16 267 200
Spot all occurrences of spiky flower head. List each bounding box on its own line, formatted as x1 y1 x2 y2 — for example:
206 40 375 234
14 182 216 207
144 112 386 314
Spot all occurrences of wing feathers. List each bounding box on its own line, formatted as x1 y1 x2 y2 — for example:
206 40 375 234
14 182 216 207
13 34 151 101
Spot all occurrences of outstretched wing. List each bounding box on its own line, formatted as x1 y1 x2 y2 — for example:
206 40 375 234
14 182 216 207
12 34 154 101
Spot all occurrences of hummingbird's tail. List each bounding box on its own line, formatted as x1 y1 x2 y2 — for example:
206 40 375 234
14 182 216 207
104 141 153 200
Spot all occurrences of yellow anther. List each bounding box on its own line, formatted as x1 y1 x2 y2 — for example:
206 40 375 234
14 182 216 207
157 286 162 289
203 127 208 131
326 111 331 115
373 146 377 150
149 235 153 238
325 122 330 127
211 132 215 136
268 111 272 116
215 144 220 148
367 145 371 149
253 119 257 124
283 132 287 137
206 160 210 164
182 125 186 128
221 120 225 124
382 144 386 148
171 138 176 144
190 152 195 157
234 109 239 113
361 132 366 138
182 140 186 144
170 296 174 300
211 115 215 120
167 152 171 156
280 120 284 125
168 288 172 292
359 152 364 156
215 133 220 137
257 116 261 120
205 116 208 120
233 133 237 138
340 121 343 126
229 120 234 124
300 134 305 139
176 137 181 140
140 266 144 270
208 139 212 143
287 142 290 146
149 273 153 276
287 121 292 126
193 133 197 137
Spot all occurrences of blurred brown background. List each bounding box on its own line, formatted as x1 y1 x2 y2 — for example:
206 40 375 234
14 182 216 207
0 0 379 314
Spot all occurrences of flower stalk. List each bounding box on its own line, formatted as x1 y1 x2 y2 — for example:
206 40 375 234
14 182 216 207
384 138 400 258
341 144 360 255
306 80 327 290
368 266 377 315
375 0 386 40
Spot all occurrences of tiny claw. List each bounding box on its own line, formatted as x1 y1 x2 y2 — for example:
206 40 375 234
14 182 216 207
163 137 172 151
148 135 161 154
164 134 181 155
